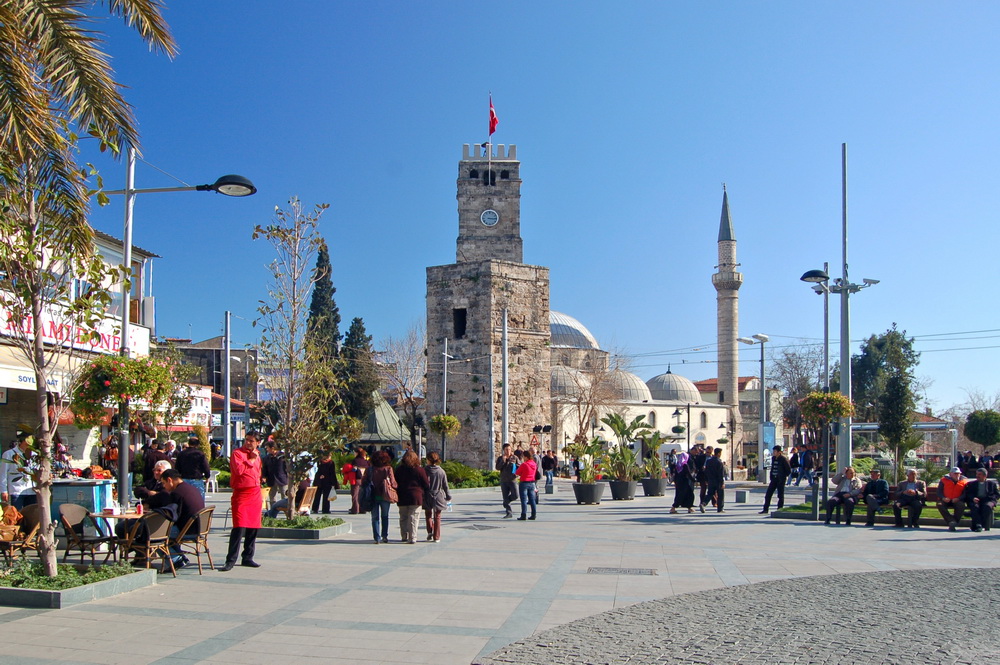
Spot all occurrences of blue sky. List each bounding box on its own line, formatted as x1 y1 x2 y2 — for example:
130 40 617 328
84 2 999 413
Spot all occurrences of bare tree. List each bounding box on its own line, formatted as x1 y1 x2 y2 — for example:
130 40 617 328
378 322 426 450
768 342 824 445
554 354 626 447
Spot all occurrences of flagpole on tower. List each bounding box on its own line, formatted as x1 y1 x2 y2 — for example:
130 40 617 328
488 93 499 182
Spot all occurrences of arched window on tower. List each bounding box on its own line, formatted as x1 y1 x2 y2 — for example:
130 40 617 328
482 170 496 186
500 170 510 180
648 411 656 427
469 169 479 179
700 412 708 429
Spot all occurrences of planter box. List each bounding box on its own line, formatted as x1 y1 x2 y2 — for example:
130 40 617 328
257 521 352 540
572 483 606 505
641 478 668 497
0 568 156 609
608 480 637 501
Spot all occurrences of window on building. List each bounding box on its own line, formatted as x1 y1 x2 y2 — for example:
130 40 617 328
648 411 656 427
500 170 509 179
700 411 708 429
469 169 479 179
453 308 467 339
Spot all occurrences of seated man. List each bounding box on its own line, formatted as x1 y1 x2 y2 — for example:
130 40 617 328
861 468 890 527
265 478 311 519
937 467 968 532
961 468 1000 532
892 468 927 528
152 469 206 568
825 466 862 525
134 459 171 502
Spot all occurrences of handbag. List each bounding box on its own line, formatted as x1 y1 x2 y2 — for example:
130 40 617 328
382 476 398 504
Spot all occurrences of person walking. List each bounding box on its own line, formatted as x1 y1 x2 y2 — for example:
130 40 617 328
311 451 339 514
795 445 815 487
669 451 696 513
702 447 726 512
363 451 397 543
515 450 538 520
541 450 557 487
395 451 429 544
220 431 264 571
423 451 451 542
346 448 369 514
495 443 518 519
262 440 289 505
0 435 36 510
759 445 791 514
786 447 800 486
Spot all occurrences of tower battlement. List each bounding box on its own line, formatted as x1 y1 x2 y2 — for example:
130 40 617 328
463 143 517 161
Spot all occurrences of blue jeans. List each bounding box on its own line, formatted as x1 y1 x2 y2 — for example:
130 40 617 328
371 499 391 541
544 470 555 486
519 482 537 518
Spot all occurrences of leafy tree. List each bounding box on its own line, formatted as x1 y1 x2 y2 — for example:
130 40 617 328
306 240 341 355
877 370 917 482
769 342 824 444
341 317 379 421
0 0 175 577
150 338 200 436
836 323 920 423
254 198 345 512
965 410 1000 451
379 323 425 450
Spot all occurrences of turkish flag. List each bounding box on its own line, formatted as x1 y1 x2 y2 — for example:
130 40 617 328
489 96 499 136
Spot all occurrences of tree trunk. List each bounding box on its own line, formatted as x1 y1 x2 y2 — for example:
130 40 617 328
31 294 58 576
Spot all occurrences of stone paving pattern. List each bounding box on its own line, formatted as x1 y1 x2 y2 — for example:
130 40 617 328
0 481 997 665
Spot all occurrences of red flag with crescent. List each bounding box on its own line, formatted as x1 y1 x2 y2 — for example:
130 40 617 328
489 95 499 136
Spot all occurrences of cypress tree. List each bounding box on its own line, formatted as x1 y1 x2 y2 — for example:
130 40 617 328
307 240 341 355
342 317 379 421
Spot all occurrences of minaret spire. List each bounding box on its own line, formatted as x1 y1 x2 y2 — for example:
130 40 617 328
711 185 743 407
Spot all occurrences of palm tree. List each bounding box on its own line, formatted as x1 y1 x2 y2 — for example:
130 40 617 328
0 0 175 576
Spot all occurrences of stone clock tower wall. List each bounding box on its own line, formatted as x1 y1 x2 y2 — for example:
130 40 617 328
426 144 551 469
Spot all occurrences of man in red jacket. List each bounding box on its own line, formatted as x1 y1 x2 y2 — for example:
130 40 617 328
220 431 263 571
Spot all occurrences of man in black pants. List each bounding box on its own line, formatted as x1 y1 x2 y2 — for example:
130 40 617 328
691 445 709 507
759 445 791 514
495 444 518 518
701 447 726 513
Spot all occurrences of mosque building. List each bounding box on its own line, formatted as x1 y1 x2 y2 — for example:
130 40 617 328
425 143 749 471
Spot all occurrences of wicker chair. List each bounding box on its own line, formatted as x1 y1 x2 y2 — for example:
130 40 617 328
121 513 176 577
0 504 42 565
59 503 116 564
171 506 215 574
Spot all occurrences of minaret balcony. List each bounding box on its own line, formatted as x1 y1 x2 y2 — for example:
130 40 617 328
712 271 743 290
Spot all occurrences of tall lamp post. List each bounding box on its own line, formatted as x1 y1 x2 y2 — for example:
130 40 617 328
738 334 769 482
801 265 832 514
105 146 255 507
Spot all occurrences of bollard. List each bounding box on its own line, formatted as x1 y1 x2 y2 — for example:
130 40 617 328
734 489 748 503
811 482 820 521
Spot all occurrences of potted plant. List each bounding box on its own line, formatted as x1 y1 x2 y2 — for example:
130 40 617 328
428 414 461 438
671 425 686 434
600 414 651 500
640 431 669 497
563 437 606 504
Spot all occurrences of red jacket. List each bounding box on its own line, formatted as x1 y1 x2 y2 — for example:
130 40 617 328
938 475 967 500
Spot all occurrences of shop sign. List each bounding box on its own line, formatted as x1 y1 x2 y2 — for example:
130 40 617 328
0 301 150 357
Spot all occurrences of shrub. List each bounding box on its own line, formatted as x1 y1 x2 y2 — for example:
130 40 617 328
261 515 344 529
216 471 230 487
851 457 877 477
441 460 500 488
0 560 135 590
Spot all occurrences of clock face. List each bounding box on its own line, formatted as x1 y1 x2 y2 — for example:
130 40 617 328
480 209 499 227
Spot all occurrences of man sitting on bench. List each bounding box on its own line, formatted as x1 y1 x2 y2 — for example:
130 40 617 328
961 468 999 533
892 468 926 528
936 467 968 532
861 468 889 527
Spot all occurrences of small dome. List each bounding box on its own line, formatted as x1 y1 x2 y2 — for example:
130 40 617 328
550 311 600 350
610 370 652 402
551 365 589 397
646 370 701 402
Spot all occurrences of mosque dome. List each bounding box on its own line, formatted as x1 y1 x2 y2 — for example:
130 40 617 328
551 365 589 397
646 369 702 403
550 311 600 350
609 370 653 402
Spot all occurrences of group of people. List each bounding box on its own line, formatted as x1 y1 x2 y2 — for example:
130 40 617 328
359 449 452 544
668 444 727 514
495 444 556 520
821 464 1000 532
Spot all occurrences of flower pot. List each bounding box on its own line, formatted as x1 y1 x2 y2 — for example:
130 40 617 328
572 482 606 505
640 477 668 497
608 479 637 500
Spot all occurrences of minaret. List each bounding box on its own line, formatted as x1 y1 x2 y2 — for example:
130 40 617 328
711 186 742 406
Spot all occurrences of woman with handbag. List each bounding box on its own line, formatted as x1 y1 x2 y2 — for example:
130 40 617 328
395 451 429 544
422 451 451 543
363 451 397 544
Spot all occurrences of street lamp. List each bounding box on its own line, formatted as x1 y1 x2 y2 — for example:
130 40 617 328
107 147 255 508
738 334 769 483
672 406 691 451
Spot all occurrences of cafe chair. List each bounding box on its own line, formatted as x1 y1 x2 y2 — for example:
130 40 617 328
122 513 176 577
0 504 42 565
170 506 215 574
59 503 116 564
206 470 220 494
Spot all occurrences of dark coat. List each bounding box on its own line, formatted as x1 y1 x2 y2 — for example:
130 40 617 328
175 447 211 480
862 478 890 505
770 455 791 481
962 478 1000 505
705 456 725 485
395 464 429 507
149 479 205 532
313 460 340 489
263 452 289 487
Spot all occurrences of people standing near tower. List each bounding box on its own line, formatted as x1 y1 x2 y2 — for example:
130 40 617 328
515 450 538 520
220 431 263 571
495 444 518 519
669 451 696 514
395 450 429 544
759 445 791 514
691 445 710 508
702 447 726 513
423 451 451 542
346 448 369 514
364 451 397 543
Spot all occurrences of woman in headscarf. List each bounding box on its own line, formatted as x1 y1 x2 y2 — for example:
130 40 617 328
669 451 696 514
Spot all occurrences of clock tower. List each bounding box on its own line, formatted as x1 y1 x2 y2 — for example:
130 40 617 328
426 143 550 468
456 143 522 263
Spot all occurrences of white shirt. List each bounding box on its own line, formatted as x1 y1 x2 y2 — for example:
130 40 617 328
0 446 35 497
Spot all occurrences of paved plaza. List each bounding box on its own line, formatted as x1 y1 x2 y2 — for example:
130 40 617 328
0 480 998 665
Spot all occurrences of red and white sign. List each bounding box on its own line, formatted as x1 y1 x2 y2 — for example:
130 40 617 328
0 302 150 357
